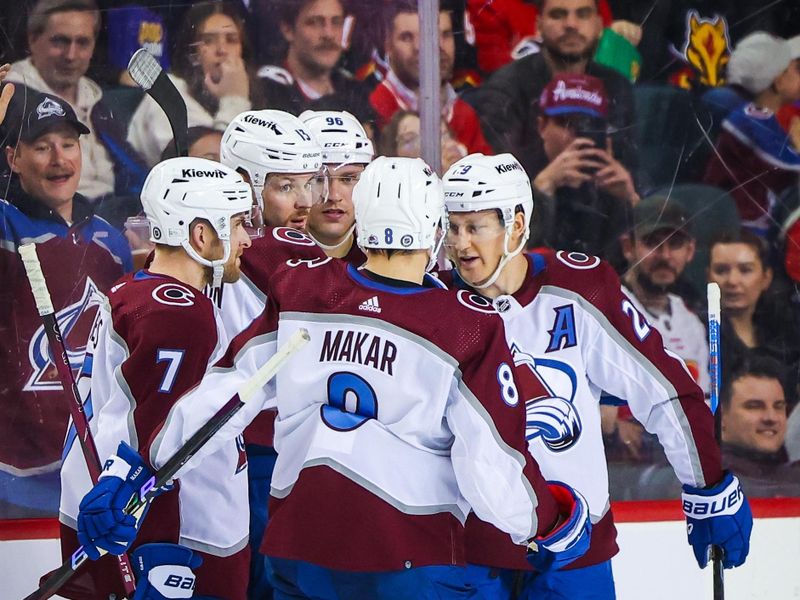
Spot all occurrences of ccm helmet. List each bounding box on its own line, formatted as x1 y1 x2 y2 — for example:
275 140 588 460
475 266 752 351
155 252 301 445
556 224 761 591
140 157 252 287
353 156 445 271
299 110 374 166
442 153 533 288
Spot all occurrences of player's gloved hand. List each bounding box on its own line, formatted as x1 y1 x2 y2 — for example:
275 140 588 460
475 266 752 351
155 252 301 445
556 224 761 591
132 543 203 600
77 441 158 560
527 482 592 571
682 471 752 569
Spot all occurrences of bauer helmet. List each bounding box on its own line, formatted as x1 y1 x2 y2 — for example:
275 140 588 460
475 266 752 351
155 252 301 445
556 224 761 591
299 110 374 166
353 156 445 271
140 157 252 287
442 153 533 288
220 109 324 197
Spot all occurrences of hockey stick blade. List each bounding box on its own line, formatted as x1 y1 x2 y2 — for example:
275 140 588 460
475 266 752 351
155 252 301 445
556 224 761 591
18 243 137 597
127 49 189 157
24 328 310 600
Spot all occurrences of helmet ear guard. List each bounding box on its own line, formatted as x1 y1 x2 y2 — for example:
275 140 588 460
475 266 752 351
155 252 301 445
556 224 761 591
353 156 446 271
140 157 253 287
443 153 534 288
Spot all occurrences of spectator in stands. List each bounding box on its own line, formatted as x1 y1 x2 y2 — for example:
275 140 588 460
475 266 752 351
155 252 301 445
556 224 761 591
259 0 375 128
528 72 636 269
721 352 800 497
470 0 636 178
0 90 131 517
127 1 263 166
622 195 709 393
708 230 800 394
369 0 492 155
703 33 800 236
377 109 467 172
7 0 147 201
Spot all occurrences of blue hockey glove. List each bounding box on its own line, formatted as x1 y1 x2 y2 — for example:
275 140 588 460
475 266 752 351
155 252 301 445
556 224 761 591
77 441 158 560
132 543 203 600
527 482 592 571
682 471 753 569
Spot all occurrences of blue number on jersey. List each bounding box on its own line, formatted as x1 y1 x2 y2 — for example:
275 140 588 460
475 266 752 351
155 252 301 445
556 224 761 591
321 371 378 431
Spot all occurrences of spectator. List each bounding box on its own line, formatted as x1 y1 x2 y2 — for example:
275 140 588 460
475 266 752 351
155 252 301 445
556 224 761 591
528 72 636 269
721 352 800 497
369 0 493 155
259 0 375 128
377 109 467 172
127 1 263 166
708 230 800 393
703 33 800 235
469 0 636 179
622 195 709 393
159 125 224 162
0 90 131 517
7 0 148 201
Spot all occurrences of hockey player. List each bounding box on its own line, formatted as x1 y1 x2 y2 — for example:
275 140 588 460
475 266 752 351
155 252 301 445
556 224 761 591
441 153 753 599
300 109 373 264
76 156 593 599
60 157 254 599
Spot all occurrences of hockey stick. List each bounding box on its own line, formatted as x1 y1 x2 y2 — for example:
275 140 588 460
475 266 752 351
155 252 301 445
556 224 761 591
18 243 137 598
127 48 188 157
23 327 310 600
707 282 724 600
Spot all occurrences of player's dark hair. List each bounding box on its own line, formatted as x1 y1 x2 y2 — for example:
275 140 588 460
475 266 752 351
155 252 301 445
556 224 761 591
709 229 770 271
720 351 786 410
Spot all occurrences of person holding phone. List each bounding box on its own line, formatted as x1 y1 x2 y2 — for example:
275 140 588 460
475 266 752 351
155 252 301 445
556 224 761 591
529 73 639 271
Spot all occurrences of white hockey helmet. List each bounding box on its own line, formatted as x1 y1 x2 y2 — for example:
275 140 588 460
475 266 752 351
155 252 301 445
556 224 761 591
140 157 252 287
299 110 374 166
442 153 533 289
353 156 445 271
220 109 324 197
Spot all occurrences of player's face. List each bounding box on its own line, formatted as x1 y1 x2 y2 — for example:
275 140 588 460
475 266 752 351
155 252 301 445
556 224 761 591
222 212 253 283
29 10 96 94
386 11 454 89
722 376 786 454
7 125 82 212
630 229 695 290
261 172 326 230
282 0 345 75
538 0 602 62
195 13 243 83
708 243 772 315
446 210 507 285
307 163 362 245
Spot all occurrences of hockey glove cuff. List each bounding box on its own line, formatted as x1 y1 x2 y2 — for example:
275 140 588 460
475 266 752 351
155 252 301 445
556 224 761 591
527 481 591 572
682 471 753 569
132 543 203 600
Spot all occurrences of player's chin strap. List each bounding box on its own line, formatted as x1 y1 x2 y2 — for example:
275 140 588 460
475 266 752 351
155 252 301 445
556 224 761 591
182 239 231 289
471 228 529 290
307 225 356 252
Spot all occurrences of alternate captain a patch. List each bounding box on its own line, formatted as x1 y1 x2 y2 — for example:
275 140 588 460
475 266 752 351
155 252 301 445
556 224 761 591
546 304 577 352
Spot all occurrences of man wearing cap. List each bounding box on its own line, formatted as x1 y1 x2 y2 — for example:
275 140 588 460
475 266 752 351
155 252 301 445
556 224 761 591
7 0 147 203
622 195 709 393
0 89 132 517
704 32 800 235
528 72 637 270
470 0 636 178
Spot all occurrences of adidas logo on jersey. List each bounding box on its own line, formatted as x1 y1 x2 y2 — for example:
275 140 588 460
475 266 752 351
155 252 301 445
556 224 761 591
358 296 381 313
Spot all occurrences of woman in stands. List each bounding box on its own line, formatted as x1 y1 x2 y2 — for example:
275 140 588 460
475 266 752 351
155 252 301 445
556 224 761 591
127 2 264 165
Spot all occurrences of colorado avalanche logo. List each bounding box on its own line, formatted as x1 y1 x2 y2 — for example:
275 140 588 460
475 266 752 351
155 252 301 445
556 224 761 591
510 342 582 452
25 278 101 391
272 227 315 246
